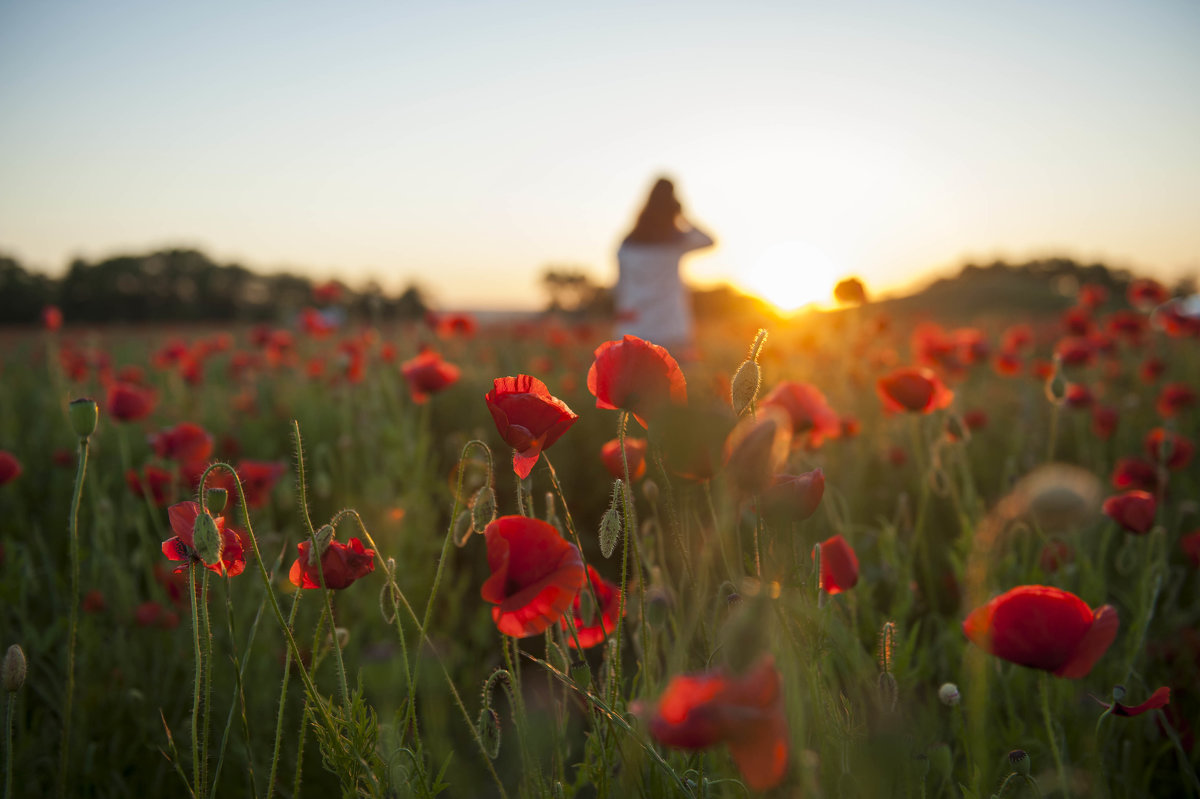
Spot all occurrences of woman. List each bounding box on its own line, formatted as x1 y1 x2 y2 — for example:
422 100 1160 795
615 177 714 357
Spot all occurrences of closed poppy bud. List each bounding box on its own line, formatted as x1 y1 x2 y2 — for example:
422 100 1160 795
471 485 497 533
599 488 622 559
730 330 767 417
814 534 858 594
192 511 224 566
68 397 99 439
3 644 26 692
1103 490 1156 534
570 658 592 689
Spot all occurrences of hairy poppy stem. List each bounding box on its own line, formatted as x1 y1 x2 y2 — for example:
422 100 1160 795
1040 672 1069 798
1045 404 1060 463
56 433 88 799
200 571 213 793
612 412 635 702
266 588 303 799
5 693 15 799
189 565 204 796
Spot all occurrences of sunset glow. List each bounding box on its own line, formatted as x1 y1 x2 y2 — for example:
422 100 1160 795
737 241 841 312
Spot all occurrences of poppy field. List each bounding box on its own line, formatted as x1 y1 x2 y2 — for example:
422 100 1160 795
1 279 1199 798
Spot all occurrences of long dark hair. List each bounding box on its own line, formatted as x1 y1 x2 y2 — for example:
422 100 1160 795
625 177 683 244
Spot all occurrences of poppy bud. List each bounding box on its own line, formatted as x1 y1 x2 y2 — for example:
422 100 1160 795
68 397 99 439
1112 684 1126 702
570 658 592 689
1045 357 1067 405
878 671 899 712
642 479 659 504
599 481 623 558
206 487 228 516
477 706 502 759
730 360 761 418
192 511 224 567
471 485 497 533
3 644 26 692
938 682 960 706
1008 749 1030 776
645 586 671 627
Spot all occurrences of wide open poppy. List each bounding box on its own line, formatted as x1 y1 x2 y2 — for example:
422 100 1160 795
963 585 1118 678
485 375 578 479
150 422 214 463
876 368 954 414
480 516 585 638
642 655 789 791
161 501 246 577
106 382 157 422
289 537 375 590
759 381 840 448
586 335 687 427
561 565 621 649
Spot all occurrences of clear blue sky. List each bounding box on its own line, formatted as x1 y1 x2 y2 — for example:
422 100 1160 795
2 0 1197 309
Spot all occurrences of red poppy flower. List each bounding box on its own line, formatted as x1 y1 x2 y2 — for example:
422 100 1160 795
82 589 107 613
992 350 1023 377
762 469 825 522
1030 359 1055 381
722 409 791 498
0 451 22 486
1091 405 1119 440
600 437 648 481
401 348 461 403
1103 491 1156 534
586 335 687 427
106 382 157 422
815 534 858 594
481 515 585 638
150 422 214 463
963 585 1118 678
126 464 175 506
840 415 861 438
1092 686 1171 717
1127 278 1169 311
1063 383 1094 410
562 565 621 649
1106 310 1147 343
1054 337 1094 368
876 368 954 414
1062 306 1094 336
289 537 376 589
312 280 343 304
1144 428 1194 470
485 375 578 479
759 381 840 448
235 460 287 508
1039 540 1074 573
42 305 63 331
1181 530 1200 568
1156 383 1196 418
642 655 788 791
161 501 246 577
1001 323 1034 351
1111 456 1161 494
1078 284 1108 309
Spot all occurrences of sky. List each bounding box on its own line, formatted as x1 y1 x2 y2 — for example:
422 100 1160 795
1 0 1198 311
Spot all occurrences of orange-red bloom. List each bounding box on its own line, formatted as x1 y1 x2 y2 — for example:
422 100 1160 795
586 335 687 427
1091 405 1119 440
1144 428 1194 470
1092 686 1170 717
1127 278 1169 311
562 565 621 649
150 422 214 463
485 375 578 479
1111 456 1160 493
401 348 461 403
762 470 825 522
642 655 789 791
0 452 21 486
126 464 175 506
1156 382 1196 417
289 537 375 589
480 516 585 637
161 501 246 577
876 368 953 414
106 381 157 422
815 534 858 594
600 437 647 480
42 305 63 331
963 585 1118 678
1103 490 1157 534
759 381 840 448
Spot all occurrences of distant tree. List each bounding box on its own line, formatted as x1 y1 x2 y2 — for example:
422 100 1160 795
540 267 611 316
0 255 55 323
833 277 868 305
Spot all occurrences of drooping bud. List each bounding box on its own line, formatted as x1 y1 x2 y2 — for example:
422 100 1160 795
477 706 502 759
938 682 960 706
470 485 497 533
306 524 335 567
730 329 768 417
3 644 26 692
206 487 228 516
1008 749 1030 776
68 397 99 439
192 511 223 566
599 480 623 558
1045 355 1067 405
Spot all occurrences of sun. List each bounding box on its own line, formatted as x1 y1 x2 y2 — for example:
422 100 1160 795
738 241 840 312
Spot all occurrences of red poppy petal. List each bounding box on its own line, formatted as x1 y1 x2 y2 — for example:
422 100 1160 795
1112 686 1170 717
1056 604 1119 679
512 439 544 480
726 719 789 791
161 537 190 562
167 501 201 544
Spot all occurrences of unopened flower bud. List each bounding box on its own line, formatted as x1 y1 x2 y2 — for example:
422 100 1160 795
599 481 623 558
3 644 26 692
206 487 228 515
730 359 761 417
642 479 659 504
1112 684 1126 702
470 485 497 533
477 706 501 759
68 397 99 439
938 682 960 706
1045 357 1067 405
1008 749 1030 776
192 511 223 566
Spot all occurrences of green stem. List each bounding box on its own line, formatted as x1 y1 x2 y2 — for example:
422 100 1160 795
266 590 303 799
200 571 212 796
1040 672 1069 798
190 565 203 796
5 693 14 799
1045 403 1061 463
612 412 634 702
57 435 88 799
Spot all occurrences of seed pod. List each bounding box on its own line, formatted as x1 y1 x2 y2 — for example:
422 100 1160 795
192 511 223 566
206 487 228 515
3 644 26 692
68 397 99 439
1008 749 1030 776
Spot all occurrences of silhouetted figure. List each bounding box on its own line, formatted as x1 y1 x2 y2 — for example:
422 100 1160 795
616 177 714 356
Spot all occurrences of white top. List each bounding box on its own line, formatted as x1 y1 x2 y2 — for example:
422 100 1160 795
615 227 713 350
